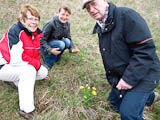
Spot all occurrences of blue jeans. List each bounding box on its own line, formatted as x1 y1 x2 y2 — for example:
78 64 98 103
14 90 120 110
108 88 155 120
42 38 71 68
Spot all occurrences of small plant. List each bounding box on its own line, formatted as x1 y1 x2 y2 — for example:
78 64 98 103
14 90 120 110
79 84 97 107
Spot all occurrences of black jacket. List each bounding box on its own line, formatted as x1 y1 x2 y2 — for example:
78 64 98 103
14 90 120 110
40 16 75 52
93 3 160 92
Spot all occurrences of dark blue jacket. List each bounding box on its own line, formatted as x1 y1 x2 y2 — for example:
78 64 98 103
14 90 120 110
93 3 160 92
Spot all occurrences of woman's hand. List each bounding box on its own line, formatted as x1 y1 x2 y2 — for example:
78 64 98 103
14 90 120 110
71 49 80 54
50 48 61 55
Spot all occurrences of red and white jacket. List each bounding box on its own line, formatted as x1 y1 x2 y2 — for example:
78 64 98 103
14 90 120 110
0 21 43 70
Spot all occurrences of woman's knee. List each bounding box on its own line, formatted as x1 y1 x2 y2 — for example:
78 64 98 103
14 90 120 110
49 41 65 50
58 41 65 50
36 65 48 80
37 65 48 79
62 38 71 48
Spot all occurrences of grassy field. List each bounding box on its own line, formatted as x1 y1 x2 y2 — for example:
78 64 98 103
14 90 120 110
0 0 160 120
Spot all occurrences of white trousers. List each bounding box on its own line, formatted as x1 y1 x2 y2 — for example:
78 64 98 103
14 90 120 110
0 64 48 113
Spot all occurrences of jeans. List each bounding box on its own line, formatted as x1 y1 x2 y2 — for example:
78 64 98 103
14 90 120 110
42 38 71 68
108 88 155 120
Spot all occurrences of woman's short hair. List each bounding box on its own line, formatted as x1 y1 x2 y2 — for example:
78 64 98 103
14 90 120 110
59 6 71 15
17 5 40 22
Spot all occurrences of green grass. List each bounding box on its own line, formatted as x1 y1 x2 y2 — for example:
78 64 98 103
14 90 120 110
0 0 160 120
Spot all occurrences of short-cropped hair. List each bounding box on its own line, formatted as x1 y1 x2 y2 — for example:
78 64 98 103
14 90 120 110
59 6 71 15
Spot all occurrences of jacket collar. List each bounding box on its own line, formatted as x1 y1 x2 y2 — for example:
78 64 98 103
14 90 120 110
53 16 68 28
93 3 116 34
17 21 42 36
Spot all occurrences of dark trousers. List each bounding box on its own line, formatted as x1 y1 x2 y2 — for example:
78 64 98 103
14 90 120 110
41 38 71 68
108 88 155 120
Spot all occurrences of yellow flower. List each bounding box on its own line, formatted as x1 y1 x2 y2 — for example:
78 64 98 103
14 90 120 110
86 84 88 87
92 87 96 91
80 86 84 90
91 91 97 95
83 96 87 99
88 87 90 89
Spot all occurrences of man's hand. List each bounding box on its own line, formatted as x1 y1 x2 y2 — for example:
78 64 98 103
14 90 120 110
50 48 61 55
116 78 133 90
71 49 80 54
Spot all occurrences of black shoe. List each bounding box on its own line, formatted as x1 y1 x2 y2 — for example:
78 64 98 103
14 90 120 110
56 57 61 62
19 110 34 120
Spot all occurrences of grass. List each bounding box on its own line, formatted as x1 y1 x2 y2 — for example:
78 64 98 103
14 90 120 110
0 0 160 120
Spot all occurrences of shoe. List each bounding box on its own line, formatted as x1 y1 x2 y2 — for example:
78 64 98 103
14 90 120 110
153 92 160 103
4 81 18 90
56 57 61 62
19 110 34 120
149 92 160 110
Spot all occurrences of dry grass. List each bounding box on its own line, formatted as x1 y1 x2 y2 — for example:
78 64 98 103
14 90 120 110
0 0 160 120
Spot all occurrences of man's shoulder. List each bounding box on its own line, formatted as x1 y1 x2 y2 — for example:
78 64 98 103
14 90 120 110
43 18 55 31
115 6 132 14
44 18 53 26
116 6 137 16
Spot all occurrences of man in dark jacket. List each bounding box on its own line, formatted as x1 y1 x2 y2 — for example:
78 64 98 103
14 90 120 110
82 0 160 119
40 6 79 70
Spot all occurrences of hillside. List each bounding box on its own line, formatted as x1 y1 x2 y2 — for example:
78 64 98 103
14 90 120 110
0 0 160 120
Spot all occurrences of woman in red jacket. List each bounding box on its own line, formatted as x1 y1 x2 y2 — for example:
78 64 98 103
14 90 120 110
0 5 48 119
